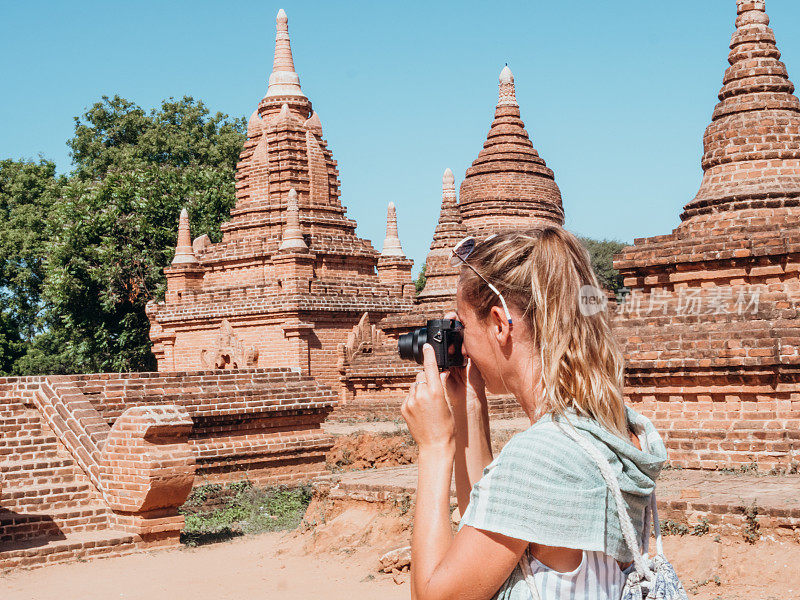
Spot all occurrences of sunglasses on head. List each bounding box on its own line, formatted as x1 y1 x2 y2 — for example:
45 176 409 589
450 236 513 325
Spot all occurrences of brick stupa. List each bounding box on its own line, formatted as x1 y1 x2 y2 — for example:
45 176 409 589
613 0 800 470
380 65 564 335
459 65 564 234
337 67 562 417
147 10 415 387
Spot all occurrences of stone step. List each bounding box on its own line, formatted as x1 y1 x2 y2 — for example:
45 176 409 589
0 482 98 513
0 504 111 544
0 529 140 571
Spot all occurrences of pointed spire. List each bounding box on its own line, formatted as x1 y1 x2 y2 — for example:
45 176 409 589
498 65 517 107
460 67 564 233
266 9 306 99
681 0 800 221
381 202 405 257
172 208 199 265
272 102 297 126
429 168 466 251
279 189 308 251
416 169 467 303
443 168 456 200
247 109 263 137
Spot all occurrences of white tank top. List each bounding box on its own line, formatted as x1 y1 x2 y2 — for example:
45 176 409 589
526 549 634 599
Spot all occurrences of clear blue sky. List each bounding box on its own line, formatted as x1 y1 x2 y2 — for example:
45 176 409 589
2 1 800 271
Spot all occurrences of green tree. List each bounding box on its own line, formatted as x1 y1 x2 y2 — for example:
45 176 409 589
579 237 629 295
414 264 427 294
16 95 245 374
0 159 63 374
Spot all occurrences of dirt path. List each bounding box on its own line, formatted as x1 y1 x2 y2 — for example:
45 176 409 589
0 531 409 600
2 521 798 599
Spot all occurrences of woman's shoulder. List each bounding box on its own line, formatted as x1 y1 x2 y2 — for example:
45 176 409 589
489 417 601 484
460 415 611 548
502 414 589 455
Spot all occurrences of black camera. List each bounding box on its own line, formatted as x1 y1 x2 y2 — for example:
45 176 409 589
397 319 465 371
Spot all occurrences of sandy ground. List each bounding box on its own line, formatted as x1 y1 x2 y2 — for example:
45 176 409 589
2 520 799 600
0 531 409 600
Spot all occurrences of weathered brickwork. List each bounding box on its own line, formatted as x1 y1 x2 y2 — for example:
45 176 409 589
613 0 800 471
336 66 560 419
0 377 193 568
51 369 337 485
146 10 414 386
0 367 335 568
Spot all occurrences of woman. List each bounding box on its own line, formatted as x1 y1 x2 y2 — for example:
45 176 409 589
401 227 668 600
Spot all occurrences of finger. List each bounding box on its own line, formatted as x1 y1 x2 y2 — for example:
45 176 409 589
422 344 442 391
443 310 458 321
415 371 426 385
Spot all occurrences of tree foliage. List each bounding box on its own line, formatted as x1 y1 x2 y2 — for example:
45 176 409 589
2 95 245 375
579 237 628 294
414 264 427 294
0 159 63 373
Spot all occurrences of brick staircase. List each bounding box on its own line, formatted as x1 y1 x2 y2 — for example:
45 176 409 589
0 386 138 569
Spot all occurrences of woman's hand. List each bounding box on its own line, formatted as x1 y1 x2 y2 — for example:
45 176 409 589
401 343 455 451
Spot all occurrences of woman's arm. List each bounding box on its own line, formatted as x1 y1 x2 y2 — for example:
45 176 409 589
414 520 527 600
403 345 525 600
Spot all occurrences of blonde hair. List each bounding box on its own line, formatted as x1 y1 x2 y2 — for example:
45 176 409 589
459 226 628 438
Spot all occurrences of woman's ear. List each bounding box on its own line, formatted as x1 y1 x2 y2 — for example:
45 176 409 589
489 305 511 346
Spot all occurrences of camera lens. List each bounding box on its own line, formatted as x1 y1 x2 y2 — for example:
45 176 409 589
398 326 428 365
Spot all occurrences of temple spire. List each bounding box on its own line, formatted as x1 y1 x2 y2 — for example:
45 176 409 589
428 168 466 252
381 202 405 257
498 65 517 107
279 189 308 251
459 67 564 233
680 0 800 221
266 9 306 99
172 208 198 265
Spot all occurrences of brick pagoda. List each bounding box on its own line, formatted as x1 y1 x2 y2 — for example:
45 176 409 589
381 65 564 334
336 66 563 417
613 0 800 470
147 10 415 388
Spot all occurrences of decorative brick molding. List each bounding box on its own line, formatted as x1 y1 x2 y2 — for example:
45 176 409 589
1 365 337 568
100 405 195 546
51 369 337 485
13 379 196 545
200 319 259 369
